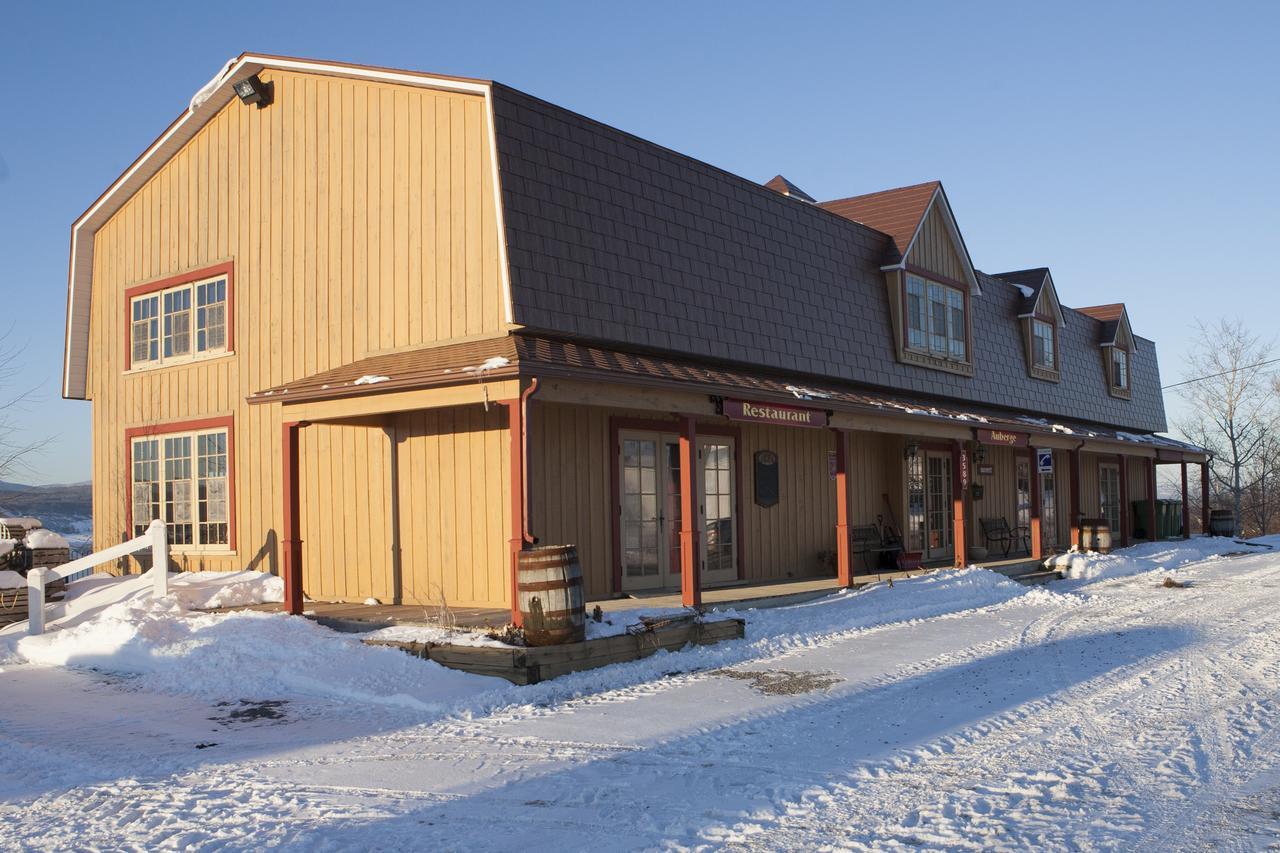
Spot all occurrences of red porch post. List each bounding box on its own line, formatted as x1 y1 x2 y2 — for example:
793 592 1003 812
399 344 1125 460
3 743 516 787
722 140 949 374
1201 461 1211 535
951 439 967 567
1028 447 1042 560
503 397 525 625
281 421 306 616
1069 448 1082 550
1146 457 1158 541
1118 455 1130 547
679 415 702 608
1181 461 1191 539
833 429 851 586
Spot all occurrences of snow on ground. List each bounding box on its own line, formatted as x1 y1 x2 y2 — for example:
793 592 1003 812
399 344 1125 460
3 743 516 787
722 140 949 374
1045 535 1268 583
2 544 1280 849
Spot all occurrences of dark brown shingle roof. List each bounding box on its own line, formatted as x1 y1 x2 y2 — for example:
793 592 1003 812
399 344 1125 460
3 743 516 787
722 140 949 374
818 181 940 263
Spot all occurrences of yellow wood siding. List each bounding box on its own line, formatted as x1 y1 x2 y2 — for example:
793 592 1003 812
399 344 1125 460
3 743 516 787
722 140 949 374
905 203 967 282
86 69 505 593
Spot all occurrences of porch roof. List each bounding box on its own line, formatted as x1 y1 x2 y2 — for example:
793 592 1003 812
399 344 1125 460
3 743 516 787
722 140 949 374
249 333 1207 461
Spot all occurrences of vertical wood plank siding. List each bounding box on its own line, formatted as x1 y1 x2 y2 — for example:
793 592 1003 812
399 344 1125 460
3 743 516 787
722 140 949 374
906 204 968 283
87 71 506 598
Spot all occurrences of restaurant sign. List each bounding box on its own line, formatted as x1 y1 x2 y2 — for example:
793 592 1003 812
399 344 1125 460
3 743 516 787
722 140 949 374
976 428 1028 447
723 399 829 428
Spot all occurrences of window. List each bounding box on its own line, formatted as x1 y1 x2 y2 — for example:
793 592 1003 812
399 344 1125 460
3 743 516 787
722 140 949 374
1111 347 1129 391
1100 463 1122 535
905 274 967 362
1032 319 1055 369
127 268 231 369
131 424 231 550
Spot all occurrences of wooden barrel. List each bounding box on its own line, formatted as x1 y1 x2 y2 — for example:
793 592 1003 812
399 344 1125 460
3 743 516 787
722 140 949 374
1209 509 1236 538
1079 518 1112 553
518 545 585 646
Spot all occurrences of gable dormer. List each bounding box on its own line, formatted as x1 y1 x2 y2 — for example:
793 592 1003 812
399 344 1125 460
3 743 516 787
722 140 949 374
998 268 1067 383
821 181 979 377
763 174 817 204
1078 303 1135 400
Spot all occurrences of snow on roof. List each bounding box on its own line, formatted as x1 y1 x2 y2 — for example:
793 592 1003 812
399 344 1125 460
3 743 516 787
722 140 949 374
353 374 391 386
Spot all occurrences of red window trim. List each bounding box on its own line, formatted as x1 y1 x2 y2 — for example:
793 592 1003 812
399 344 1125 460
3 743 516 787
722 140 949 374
123 261 235 371
124 415 237 551
900 269 973 365
608 416 745 593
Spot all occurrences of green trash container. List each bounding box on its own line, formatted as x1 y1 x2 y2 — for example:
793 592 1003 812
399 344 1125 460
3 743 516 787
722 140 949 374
1155 499 1183 539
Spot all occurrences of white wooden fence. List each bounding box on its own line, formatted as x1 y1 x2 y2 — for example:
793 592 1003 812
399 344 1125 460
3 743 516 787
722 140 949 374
26 519 169 636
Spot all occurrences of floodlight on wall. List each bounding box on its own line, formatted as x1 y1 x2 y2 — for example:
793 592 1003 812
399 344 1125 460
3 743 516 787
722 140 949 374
233 74 273 108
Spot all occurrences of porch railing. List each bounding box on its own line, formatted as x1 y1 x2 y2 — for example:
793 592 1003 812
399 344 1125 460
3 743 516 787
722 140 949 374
26 519 169 636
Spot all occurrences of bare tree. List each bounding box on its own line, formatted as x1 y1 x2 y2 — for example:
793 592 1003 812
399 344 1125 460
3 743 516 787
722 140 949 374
0 335 50 481
1176 319 1277 535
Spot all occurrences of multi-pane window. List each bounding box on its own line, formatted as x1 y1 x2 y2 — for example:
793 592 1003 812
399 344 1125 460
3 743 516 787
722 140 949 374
130 275 229 367
1112 348 1129 391
132 428 230 549
906 274 967 362
1033 319 1056 369
1100 464 1122 535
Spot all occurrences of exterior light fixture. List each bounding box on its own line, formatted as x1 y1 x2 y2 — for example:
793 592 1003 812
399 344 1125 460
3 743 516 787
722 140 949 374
974 445 988 464
904 442 920 461
233 74 273 108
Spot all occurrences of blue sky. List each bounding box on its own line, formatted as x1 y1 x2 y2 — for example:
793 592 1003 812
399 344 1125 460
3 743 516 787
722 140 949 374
1 1 1276 484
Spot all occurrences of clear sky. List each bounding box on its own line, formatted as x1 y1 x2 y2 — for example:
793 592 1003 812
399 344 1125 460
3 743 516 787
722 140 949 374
1 1 1276 484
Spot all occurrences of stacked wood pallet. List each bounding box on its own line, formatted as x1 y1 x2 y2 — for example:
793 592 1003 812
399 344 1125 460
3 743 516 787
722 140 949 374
29 548 71 569
369 616 745 685
0 518 42 542
0 579 66 627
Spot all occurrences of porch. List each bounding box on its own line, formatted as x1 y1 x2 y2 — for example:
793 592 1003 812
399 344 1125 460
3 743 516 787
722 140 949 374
249 334 1210 623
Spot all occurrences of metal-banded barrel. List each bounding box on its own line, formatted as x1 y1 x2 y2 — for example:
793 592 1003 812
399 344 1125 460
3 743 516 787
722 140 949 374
518 544 585 646
1209 509 1236 538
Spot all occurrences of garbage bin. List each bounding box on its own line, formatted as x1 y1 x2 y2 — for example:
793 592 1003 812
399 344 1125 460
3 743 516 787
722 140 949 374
1155 499 1183 539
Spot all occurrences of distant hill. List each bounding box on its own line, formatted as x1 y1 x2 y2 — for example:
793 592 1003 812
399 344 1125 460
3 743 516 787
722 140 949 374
0 480 93 554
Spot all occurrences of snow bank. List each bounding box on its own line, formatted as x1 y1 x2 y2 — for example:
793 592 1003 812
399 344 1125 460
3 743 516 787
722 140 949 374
24 529 68 550
1045 537 1253 583
0 570 24 589
169 570 283 610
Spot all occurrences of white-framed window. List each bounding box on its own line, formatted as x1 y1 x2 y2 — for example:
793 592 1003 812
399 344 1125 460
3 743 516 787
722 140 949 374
131 427 230 550
906 274 967 362
129 274 229 368
1033 318 1056 369
1111 347 1129 391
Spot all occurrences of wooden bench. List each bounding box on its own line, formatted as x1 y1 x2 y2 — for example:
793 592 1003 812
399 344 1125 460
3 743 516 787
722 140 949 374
852 524 900 572
980 517 1030 558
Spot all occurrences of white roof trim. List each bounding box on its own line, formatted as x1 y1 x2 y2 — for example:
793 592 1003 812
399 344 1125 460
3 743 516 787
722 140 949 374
897 187 981 296
63 55 508 399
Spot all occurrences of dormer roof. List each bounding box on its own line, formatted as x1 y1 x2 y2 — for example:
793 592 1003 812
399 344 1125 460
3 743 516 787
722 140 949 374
763 174 816 203
996 267 1066 327
1077 303 1133 348
819 180 980 293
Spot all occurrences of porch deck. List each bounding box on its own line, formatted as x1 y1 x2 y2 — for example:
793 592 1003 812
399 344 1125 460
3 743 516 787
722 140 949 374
217 553 1052 631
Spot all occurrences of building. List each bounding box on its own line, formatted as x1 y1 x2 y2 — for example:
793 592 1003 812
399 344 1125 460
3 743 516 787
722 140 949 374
62 54 1208 620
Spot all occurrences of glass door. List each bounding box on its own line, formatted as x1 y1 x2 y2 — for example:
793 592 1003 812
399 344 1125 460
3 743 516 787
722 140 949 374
620 435 663 591
1016 457 1032 533
1100 464 1122 535
925 453 953 560
1041 467 1058 551
701 439 737 584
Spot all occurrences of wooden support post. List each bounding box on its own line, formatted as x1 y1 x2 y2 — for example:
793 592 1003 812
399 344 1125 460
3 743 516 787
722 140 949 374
679 415 702 608
1181 461 1191 539
1201 461 1212 535
1118 455 1130 548
1028 448 1042 561
1069 448 1082 550
1146 458 1158 541
951 440 967 567
281 421 305 616
833 429 851 587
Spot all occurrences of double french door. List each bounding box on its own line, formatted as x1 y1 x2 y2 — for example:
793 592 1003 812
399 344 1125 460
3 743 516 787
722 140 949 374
619 432 738 592
906 451 953 561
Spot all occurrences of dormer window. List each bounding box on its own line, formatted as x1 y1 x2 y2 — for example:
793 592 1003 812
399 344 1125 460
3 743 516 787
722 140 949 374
1111 347 1129 393
906 274 967 363
1032 319 1056 369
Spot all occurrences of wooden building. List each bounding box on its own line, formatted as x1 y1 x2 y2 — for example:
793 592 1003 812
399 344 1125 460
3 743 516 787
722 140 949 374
62 54 1208 619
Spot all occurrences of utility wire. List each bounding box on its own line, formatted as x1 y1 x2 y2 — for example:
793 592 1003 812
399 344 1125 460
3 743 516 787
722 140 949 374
1162 357 1280 391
